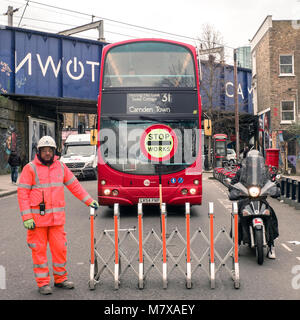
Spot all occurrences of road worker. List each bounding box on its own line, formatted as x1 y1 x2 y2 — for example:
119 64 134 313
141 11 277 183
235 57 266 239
17 136 99 295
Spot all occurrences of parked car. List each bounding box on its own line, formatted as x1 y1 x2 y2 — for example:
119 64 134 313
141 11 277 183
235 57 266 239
226 148 236 163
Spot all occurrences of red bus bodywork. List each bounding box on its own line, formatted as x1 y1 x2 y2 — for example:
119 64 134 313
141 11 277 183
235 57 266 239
97 39 202 207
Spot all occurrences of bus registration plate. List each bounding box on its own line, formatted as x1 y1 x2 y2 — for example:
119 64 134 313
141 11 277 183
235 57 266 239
139 198 160 204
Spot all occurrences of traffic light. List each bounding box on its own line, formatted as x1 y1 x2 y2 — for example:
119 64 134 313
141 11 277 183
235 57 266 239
204 119 212 136
90 129 98 145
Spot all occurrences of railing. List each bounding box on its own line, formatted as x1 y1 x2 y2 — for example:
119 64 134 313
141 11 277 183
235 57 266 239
88 202 240 291
279 178 300 210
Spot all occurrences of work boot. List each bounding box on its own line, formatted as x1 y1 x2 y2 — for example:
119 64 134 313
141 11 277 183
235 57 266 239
38 285 52 295
54 280 74 289
267 246 276 259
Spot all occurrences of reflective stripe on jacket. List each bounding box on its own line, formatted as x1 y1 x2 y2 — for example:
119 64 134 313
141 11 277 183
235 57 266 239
17 155 93 227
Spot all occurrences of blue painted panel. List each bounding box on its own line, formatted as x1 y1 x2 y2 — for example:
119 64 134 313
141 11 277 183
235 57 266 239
0 29 14 94
223 65 253 114
62 39 101 99
15 31 62 96
0 26 105 100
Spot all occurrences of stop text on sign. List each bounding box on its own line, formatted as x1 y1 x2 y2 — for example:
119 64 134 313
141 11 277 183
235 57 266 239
140 124 178 162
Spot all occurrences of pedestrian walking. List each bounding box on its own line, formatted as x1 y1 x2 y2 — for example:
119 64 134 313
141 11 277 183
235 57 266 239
8 150 21 184
17 136 99 295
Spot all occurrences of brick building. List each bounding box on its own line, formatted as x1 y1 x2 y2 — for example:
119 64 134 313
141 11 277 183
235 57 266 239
251 16 300 174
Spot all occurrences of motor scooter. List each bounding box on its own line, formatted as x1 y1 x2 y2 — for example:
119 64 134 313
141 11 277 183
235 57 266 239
227 152 280 265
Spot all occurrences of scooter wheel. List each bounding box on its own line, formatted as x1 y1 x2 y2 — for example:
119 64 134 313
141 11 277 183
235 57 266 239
255 229 264 265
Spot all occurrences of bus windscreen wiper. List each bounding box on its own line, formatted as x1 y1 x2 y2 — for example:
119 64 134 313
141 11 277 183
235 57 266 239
139 115 178 124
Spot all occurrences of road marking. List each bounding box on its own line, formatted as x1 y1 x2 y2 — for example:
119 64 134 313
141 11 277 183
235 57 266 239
281 243 293 252
287 241 300 245
217 198 232 212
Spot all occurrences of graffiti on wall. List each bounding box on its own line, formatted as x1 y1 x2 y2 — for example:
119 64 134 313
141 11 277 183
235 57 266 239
0 61 12 94
288 155 297 168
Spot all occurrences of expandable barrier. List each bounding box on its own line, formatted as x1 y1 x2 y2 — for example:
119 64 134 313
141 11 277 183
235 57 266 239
280 178 300 210
88 202 240 290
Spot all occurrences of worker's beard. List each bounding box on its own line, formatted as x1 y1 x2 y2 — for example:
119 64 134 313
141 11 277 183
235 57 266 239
37 153 55 166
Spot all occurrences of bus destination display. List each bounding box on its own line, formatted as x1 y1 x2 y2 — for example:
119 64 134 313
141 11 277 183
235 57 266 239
127 93 172 114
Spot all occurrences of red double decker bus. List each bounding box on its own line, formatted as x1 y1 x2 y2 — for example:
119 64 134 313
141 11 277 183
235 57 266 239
97 39 202 208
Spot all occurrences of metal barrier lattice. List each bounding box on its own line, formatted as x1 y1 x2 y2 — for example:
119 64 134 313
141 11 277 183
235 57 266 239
88 202 240 290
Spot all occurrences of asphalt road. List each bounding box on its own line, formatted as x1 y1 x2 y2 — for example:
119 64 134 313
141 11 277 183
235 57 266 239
0 173 300 302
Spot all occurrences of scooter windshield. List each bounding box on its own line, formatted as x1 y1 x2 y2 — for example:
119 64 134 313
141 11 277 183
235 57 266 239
240 154 268 187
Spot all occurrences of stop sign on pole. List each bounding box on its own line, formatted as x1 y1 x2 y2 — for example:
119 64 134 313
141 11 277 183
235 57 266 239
140 124 178 162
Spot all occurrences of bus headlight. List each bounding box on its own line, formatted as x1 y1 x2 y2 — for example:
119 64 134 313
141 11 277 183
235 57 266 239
103 189 111 196
181 189 188 195
190 188 197 195
100 180 106 185
248 186 260 197
193 179 199 185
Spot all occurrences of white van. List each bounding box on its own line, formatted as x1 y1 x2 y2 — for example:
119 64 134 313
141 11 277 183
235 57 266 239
60 134 97 179
226 148 237 163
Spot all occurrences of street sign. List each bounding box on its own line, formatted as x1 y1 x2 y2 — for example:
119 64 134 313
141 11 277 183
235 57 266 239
140 124 178 162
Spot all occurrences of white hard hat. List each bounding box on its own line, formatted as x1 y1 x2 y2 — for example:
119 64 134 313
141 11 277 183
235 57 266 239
37 136 57 149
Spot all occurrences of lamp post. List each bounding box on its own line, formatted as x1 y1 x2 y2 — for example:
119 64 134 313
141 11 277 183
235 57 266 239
234 49 240 160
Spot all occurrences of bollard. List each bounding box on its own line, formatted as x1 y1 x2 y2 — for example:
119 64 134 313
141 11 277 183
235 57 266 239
285 178 291 205
161 203 168 289
185 203 192 289
296 181 300 210
280 178 285 201
137 203 144 289
88 207 96 290
291 180 297 207
114 203 120 289
232 202 240 289
208 202 215 289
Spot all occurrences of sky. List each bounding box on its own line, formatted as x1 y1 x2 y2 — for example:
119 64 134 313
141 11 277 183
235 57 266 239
0 0 300 56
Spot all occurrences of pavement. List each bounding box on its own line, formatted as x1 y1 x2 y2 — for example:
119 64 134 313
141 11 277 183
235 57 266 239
0 174 18 198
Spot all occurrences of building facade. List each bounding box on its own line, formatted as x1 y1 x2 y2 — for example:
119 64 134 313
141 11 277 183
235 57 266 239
251 16 300 174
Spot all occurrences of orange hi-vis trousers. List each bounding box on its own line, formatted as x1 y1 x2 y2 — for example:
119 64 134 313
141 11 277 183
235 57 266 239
27 225 68 288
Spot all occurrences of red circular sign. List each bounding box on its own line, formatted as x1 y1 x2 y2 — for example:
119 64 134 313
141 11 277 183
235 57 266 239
140 124 178 162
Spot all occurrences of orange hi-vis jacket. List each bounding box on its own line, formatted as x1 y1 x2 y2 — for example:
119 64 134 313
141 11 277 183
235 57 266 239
17 155 93 227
